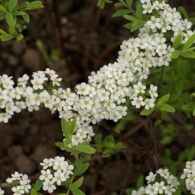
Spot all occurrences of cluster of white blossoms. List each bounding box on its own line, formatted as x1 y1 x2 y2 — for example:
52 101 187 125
131 168 180 195
39 156 74 193
181 160 195 194
5 172 31 195
0 0 194 147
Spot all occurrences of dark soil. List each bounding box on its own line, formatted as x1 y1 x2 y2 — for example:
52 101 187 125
0 0 195 195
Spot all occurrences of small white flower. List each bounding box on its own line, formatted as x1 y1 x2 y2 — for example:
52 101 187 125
43 180 56 193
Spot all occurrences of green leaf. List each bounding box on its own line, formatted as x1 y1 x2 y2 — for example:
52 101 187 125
8 0 18 12
175 82 183 95
0 34 13 41
177 60 186 78
61 118 71 139
112 9 131 17
123 22 132 30
0 5 6 11
157 94 170 106
74 160 89 176
171 50 180 59
183 33 195 50
173 32 183 49
18 2 30 9
140 107 155 116
126 0 133 7
193 108 195 116
188 146 195 161
70 118 76 135
55 142 66 150
30 188 37 195
16 34 23 41
34 179 43 191
22 13 30 23
182 103 195 111
135 1 143 19
97 0 105 8
131 20 144 31
74 144 96 154
158 103 175 113
9 20 17 35
5 12 14 26
114 2 123 7
123 15 138 22
180 51 195 58
70 177 84 190
0 12 6 20
94 133 102 143
71 189 85 195
0 29 7 35
27 1 44 10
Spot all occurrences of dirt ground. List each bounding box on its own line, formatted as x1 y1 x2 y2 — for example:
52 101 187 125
0 0 195 194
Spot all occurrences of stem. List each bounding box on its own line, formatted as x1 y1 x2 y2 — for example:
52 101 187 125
158 66 164 88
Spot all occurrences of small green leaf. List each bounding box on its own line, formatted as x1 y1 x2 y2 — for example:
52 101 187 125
182 103 195 111
180 51 195 58
131 20 144 31
70 177 84 191
0 34 13 41
126 0 133 7
34 179 43 191
193 108 195 116
70 118 76 135
30 188 37 195
27 1 44 10
22 13 30 23
8 0 18 12
18 2 30 9
171 50 180 59
188 146 195 161
71 189 85 195
135 1 143 19
0 29 7 35
5 12 14 26
183 33 195 50
123 15 138 22
97 0 105 8
16 34 23 41
158 103 175 113
75 161 89 176
157 94 170 106
173 32 183 49
0 5 6 11
61 118 71 139
9 20 17 35
74 144 96 154
55 142 66 150
140 107 155 116
112 9 131 17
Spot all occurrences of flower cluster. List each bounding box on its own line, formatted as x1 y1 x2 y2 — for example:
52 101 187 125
39 156 74 193
0 0 194 147
0 188 4 195
132 168 180 195
6 172 31 195
181 160 195 194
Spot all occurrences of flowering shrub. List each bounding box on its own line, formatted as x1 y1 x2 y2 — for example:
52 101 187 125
1 0 195 194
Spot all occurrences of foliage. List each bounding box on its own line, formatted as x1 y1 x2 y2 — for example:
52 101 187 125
1 0 195 195
0 0 43 41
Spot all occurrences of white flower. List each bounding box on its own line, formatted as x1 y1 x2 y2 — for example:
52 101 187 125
40 158 54 169
146 172 156 183
131 96 145 109
43 180 56 193
0 188 4 195
39 169 53 181
12 186 24 195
